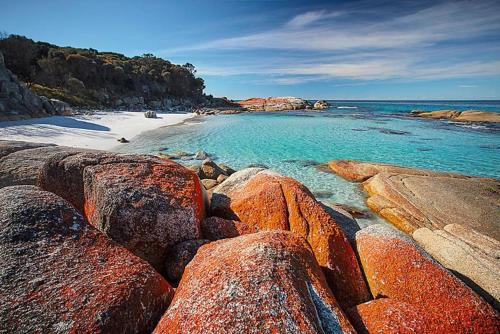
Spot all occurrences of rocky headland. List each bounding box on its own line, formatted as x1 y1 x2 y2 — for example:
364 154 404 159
319 159 500 308
411 109 500 123
1 140 498 333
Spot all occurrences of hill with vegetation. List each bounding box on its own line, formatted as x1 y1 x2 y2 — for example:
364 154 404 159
0 34 206 109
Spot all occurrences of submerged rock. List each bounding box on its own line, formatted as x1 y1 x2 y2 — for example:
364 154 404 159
153 231 356 334
193 150 209 160
210 169 371 308
356 224 498 333
0 186 173 333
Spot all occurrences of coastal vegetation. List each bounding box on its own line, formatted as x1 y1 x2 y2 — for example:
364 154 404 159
0 34 205 108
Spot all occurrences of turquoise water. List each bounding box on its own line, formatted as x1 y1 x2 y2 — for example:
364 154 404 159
115 101 500 222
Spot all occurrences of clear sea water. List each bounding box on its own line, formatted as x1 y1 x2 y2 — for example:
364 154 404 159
114 100 500 224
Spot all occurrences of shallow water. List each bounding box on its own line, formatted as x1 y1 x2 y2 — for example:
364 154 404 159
115 101 500 223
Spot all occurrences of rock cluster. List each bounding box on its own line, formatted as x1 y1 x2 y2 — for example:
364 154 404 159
1 141 498 333
411 109 500 123
237 96 312 111
314 100 329 109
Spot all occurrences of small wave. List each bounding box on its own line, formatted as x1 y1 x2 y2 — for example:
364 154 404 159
453 122 488 130
336 106 358 109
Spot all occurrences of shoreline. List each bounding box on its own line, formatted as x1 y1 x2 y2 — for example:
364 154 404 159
0 111 195 150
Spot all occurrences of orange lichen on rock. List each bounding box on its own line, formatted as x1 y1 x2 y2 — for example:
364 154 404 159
211 172 371 308
154 231 356 334
348 298 432 334
355 224 499 333
39 152 205 271
0 185 173 333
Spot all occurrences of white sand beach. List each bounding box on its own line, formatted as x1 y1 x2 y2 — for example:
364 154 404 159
0 111 193 150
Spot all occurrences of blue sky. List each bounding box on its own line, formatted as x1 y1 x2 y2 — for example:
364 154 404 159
1 0 500 100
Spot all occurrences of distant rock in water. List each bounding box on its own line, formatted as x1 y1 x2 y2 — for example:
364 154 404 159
411 109 500 123
237 96 312 111
314 100 329 110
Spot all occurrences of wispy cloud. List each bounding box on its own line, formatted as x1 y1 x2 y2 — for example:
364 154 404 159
163 0 500 84
459 85 478 88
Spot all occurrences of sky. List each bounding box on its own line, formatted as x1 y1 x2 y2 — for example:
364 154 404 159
1 0 500 100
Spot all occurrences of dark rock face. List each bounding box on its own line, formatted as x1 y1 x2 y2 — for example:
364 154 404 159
153 231 356 334
0 143 86 188
0 52 53 121
164 239 209 282
0 186 173 334
39 152 205 271
201 216 255 240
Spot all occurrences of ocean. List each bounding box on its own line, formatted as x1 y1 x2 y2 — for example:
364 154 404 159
114 100 500 224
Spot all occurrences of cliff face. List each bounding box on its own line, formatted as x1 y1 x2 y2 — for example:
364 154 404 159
0 52 54 121
0 35 205 110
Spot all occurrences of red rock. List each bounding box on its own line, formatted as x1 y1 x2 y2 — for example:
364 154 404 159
39 152 205 271
355 224 499 333
348 299 431 334
0 186 173 333
201 216 254 240
237 96 310 111
164 239 209 282
211 172 371 308
153 231 356 334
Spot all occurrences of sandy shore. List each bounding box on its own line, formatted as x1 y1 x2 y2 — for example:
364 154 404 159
0 111 193 150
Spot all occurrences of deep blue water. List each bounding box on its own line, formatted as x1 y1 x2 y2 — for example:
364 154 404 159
115 101 500 222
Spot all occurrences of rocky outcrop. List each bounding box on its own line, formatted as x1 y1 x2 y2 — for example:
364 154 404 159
153 231 356 334
314 100 329 110
413 224 499 308
0 52 52 121
0 185 173 333
237 97 311 111
411 109 500 123
364 172 500 238
323 159 468 182
38 151 205 271
323 160 500 240
356 224 498 333
210 168 371 308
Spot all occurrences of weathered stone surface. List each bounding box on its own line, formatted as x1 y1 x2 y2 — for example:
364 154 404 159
218 163 236 176
193 150 208 160
200 158 225 180
363 172 500 238
201 216 255 240
0 140 54 158
356 224 499 333
0 186 173 333
411 109 500 123
39 151 205 271
237 97 311 111
216 174 228 183
153 231 356 334
413 225 500 308
444 223 500 258
348 298 431 334
164 239 209 282
0 144 86 188
211 170 370 308
325 159 467 182
201 178 218 190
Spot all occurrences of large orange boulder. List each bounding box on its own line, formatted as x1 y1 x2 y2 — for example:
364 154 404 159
355 224 499 333
210 170 370 308
348 298 431 334
39 151 205 271
0 186 173 333
237 96 310 111
153 231 356 334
